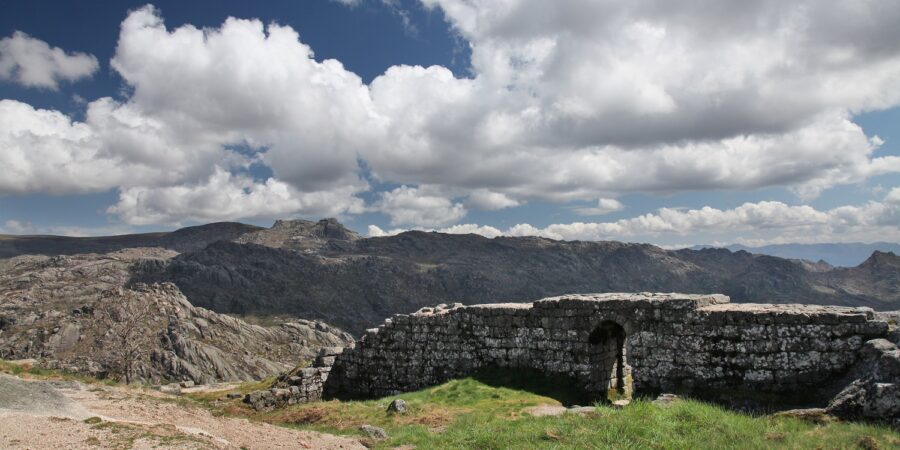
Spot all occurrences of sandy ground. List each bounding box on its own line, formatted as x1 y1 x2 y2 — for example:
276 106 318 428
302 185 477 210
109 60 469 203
0 374 364 450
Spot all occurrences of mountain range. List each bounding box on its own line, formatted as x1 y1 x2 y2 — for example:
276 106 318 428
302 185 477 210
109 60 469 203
3 218 898 335
690 242 900 267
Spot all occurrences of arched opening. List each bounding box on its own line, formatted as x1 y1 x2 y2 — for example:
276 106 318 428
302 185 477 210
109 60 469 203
588 320 631 402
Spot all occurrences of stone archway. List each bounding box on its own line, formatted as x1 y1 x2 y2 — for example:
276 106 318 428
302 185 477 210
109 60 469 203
588 320 631 401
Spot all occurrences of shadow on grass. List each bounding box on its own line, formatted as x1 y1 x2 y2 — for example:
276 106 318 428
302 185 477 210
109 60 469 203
468 366 593 407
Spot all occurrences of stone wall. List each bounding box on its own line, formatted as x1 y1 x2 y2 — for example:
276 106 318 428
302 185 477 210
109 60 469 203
244 347 343 411
324 293 890 405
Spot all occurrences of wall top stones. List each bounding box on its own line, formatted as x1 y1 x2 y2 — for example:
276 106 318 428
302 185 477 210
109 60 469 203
403 293 879 324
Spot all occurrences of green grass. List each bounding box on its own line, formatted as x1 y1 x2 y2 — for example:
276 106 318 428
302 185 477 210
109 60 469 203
196 369 899 450
0 359 116 385
7 359 896 449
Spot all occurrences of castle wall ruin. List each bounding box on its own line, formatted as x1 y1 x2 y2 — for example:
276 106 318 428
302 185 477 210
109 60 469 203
323 293 890 405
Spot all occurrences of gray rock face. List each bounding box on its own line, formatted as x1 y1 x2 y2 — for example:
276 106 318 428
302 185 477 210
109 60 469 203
828 380 900 420
138 228 900 335
5 219 899 337
235 218 359 252
827 338 900 421
244 347 345 411
325 293 889 409
0 250 354 384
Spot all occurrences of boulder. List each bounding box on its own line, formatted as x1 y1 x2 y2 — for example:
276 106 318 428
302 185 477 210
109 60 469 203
827 338 900 421
387 399 407 414
359 424 388 439
652 393 681 407
827 380 900 421
244 390 275 411
159 383 181 395
566 406 597 416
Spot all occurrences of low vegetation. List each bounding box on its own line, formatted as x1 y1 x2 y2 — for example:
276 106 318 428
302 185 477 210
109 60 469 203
0 359 115 385
184 370 900 450
4 360 896 449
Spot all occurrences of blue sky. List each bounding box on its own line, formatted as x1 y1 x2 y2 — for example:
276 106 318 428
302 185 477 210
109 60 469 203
1 0 898 246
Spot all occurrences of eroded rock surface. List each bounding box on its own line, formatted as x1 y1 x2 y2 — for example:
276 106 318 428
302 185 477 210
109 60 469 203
0 250 353 384
827 338 900 421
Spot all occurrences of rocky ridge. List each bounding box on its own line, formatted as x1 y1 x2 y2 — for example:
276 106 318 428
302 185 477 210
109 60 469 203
138 227 900 334
0 249 353 383
2 218 898 336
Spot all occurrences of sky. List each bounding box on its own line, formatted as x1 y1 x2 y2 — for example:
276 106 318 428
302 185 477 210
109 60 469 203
1 0 899 247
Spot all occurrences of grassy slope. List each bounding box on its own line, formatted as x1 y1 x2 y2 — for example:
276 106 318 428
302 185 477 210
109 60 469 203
3 360 896 449
192 370 898 450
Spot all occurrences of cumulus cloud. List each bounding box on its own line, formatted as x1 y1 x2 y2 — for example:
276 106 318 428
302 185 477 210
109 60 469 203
376 185 467 227
361 0 900 202
575 198 624 216
0 98 227 195
110 6 378 192
5 2 900 229
1 6 375 222
367 222 503 238
108 167 366 226
466 189 520 210
369 188 900 245
0 31 98 89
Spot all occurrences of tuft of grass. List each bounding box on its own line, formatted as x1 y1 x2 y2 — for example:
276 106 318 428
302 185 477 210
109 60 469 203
0 359 116 386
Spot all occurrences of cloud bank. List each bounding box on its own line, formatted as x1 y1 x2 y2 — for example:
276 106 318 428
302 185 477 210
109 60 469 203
1 2 899 242
369 188 900 246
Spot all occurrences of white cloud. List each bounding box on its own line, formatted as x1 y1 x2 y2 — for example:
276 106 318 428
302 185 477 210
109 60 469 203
575 198 624 216
0 31 98 89
439 223 504 237
0 98 227 195
367 225 390 237
110 6 378 193
362 0 900 201
370 188 900 245
0 219 134 237
1 220 35 234
108 167 366 226
4 3 900 229
466 189 520 210
376 185 467 227
367 222 503 238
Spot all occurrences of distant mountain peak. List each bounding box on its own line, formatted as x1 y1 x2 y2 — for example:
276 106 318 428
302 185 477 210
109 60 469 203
691 242 900 267
236 218 359 251
860 250 900 268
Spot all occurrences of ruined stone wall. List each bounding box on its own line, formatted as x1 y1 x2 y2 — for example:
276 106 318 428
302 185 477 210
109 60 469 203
325 293 889 404
244 347 342 411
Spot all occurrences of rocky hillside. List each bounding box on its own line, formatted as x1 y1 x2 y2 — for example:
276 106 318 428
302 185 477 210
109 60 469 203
235 218 360 252
3 218 898 335
0 222 262 258
0 248 353 383
137 224 900 334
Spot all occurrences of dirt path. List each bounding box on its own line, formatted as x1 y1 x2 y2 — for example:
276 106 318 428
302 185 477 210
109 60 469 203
0 374 364 450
